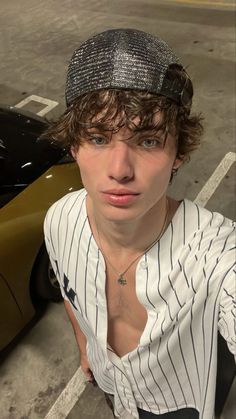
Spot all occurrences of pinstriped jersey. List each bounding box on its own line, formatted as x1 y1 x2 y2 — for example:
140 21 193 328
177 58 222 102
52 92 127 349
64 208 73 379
44 188 235 419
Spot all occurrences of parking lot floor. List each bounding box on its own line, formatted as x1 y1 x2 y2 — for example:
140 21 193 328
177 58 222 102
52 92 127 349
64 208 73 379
0 0 235 418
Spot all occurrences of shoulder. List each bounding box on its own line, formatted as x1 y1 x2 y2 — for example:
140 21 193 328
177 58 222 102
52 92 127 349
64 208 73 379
183 199 234 227
171 199 235 244
44 188 87 233
183 199 235 267
183 199 235 236
169 200 235 293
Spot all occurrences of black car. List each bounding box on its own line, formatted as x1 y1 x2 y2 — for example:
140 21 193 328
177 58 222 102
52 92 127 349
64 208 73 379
0 106 82 350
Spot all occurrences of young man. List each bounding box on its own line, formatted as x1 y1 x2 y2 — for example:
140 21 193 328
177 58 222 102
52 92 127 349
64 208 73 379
44 29 235 419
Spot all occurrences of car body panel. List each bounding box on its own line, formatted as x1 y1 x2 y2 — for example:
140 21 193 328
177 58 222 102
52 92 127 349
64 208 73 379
0 161 82 350
0 273 24 348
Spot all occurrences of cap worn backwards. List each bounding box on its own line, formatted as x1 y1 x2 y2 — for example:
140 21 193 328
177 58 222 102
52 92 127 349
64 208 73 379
65 28 192 107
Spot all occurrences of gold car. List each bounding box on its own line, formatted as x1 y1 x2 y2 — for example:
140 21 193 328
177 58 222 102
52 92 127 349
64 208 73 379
0 106 82 351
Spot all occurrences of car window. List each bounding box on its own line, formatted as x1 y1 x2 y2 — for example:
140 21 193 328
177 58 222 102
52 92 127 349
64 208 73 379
0 110 65 187
0 108 65 207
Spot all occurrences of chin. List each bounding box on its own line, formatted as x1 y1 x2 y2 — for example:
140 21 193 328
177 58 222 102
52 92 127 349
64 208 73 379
101 206 144 223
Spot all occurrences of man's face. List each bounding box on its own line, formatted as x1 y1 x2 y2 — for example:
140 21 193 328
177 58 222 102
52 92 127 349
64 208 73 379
71 112 182 223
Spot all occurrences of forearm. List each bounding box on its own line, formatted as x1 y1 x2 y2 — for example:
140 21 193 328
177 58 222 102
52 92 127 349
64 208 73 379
64 299 95 382
64 299 87 355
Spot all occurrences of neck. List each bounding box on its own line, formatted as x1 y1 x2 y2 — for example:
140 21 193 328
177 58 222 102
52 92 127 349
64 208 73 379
88 195 171 253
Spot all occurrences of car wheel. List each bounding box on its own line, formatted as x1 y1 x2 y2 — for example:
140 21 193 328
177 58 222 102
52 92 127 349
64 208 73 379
33 245 62 302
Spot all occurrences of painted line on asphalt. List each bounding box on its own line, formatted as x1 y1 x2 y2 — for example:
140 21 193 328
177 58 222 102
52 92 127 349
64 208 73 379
15 94 58 116
44 367 86 419
165 0 235 8
194 152 236 207
43 152 235 419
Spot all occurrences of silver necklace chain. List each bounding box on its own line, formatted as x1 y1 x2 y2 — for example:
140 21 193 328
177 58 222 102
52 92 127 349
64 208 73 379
95 198 170 285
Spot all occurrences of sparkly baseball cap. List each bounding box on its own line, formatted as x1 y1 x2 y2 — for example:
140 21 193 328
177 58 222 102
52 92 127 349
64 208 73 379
65 28 192 107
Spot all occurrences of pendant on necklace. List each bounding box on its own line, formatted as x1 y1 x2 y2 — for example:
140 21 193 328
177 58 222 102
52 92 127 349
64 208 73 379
117 275 127 286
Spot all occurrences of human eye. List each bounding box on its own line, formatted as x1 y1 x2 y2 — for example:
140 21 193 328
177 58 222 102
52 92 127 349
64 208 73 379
139 138 162 149
88 135 108 146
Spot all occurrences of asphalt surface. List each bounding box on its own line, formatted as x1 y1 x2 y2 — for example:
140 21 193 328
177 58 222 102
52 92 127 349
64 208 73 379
0 0 235 418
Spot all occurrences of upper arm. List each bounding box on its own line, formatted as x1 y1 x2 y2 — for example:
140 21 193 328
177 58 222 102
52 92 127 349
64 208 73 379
218 269 236 358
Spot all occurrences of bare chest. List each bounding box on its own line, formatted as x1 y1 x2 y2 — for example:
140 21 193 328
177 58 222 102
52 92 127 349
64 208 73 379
105 263 147 356
105 263 145 316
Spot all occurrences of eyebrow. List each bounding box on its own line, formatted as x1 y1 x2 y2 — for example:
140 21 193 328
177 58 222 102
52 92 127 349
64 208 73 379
86 122 166 133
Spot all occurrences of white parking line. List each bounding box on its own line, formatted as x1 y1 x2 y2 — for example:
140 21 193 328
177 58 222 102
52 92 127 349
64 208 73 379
44 367 86 419
194 152 236 207
43 151 235 419
15 94 58 116
165 0 236 8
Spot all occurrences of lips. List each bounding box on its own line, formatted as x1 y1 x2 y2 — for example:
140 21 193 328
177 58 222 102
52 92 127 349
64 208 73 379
101 189 140 206
103 189 139 195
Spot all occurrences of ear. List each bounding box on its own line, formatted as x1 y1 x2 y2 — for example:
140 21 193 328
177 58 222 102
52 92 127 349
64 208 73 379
70 145 78 161
173 154 183 170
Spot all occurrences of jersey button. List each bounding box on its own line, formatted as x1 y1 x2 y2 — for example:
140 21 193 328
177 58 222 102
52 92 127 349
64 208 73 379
140 261 148 269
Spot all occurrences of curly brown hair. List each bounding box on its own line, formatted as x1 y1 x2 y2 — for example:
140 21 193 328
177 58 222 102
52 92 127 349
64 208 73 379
43 73 203 162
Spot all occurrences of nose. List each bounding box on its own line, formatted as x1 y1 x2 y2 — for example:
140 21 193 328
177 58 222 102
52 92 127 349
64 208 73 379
107 141 134 183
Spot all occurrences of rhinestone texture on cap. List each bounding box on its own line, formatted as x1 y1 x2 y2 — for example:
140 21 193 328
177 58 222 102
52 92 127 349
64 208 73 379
66 28 189 106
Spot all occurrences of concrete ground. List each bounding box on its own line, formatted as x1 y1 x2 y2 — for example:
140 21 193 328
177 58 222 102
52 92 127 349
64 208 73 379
0 0 235 418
